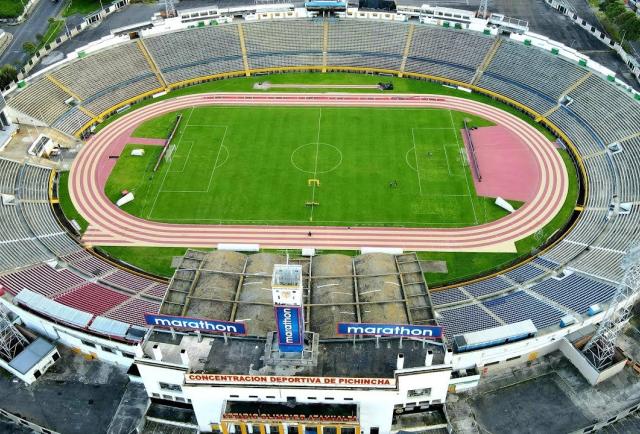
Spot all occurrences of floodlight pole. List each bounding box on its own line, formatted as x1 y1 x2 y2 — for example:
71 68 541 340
477 0 488 19
0 306 29 362
582 244 640 370
165 0 177 18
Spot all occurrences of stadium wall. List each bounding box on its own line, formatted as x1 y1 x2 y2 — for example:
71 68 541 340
0 297 140 367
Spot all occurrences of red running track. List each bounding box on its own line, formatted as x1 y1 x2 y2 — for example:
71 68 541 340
69 93 568 252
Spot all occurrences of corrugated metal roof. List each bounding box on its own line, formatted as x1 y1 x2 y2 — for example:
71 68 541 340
14 289 92 328
8 337 55 374
89 316 129 338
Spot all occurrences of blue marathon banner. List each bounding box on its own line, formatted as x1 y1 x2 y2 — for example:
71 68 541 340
144 313 247 335
337 322 443 339
275 306 304 352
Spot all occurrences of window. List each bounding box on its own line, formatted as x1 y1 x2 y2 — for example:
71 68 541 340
307 396 317 400
344 397 353 401
230 394 239 398
249 395 258 399
121 352 135 359
162 394 173 400
81 340 96 348
341 428 355 434
266 395 276 399
370 428 379 434
159 382 182 392
175 397 186 403
407 388 431 398
325 397 334 400
33 370 42 379
152 393 160 398
101 346 114 354
52 352 60 361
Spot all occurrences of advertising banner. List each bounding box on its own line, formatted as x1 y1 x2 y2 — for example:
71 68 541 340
337 322 442 339
144 313 247 335
275 305 304 352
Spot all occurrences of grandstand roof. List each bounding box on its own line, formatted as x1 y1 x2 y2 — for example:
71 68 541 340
160 250 433 339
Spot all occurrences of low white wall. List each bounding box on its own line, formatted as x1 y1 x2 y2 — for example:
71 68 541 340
0 297 140 367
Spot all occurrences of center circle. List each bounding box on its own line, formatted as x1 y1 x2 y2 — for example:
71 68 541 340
290 142 343 174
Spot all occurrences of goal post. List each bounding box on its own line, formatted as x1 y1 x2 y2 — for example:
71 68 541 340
164 144 177 163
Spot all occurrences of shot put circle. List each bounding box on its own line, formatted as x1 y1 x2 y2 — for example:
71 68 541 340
290 142 343 174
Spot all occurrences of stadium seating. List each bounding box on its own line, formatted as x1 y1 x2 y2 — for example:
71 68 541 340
430 287 470 306
245 20 323 70
0 159 168 330
547 107 604 155
479 40 586 114
436 304 501 341
49 42 158 102
461 275 514 298
529 273 617 314
54 283 131 315
533 257 559 270
504 263 546 284
477 73 557 114
0 264 85 298
566 75 639 145
406 26 493 83
482 290 565 329
327 20 406 71
3 17 640 344
144 25 244 85
7 79 71 125
104 297 161 327
51 107 92 136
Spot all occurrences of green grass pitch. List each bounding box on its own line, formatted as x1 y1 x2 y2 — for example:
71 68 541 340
57 73 580 283
106 105 516 227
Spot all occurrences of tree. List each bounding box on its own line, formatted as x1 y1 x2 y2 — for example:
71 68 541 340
619 13 640 41
0 64 18 89
604 1 626 21
600 0 619 13
22 41 37 55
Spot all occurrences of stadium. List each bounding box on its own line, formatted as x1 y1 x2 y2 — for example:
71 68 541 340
0 0 639 433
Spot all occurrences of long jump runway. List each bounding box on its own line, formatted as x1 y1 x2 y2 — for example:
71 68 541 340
69 93 568 252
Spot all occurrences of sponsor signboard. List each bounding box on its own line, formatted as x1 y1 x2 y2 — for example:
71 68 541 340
184 373 396 388
337 322 443 339
144 313 247 335
275 305 304 352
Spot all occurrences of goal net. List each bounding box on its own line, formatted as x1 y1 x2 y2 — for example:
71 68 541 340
164 144 177 163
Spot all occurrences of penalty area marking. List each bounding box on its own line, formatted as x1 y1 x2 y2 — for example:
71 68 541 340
159 126 229 194
449 109 479 225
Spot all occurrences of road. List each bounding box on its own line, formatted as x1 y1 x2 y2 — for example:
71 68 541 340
0 0 67 67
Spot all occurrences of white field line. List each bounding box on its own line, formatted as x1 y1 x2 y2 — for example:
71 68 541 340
147 106 195 218
309 107 322 222
411 128 423 195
